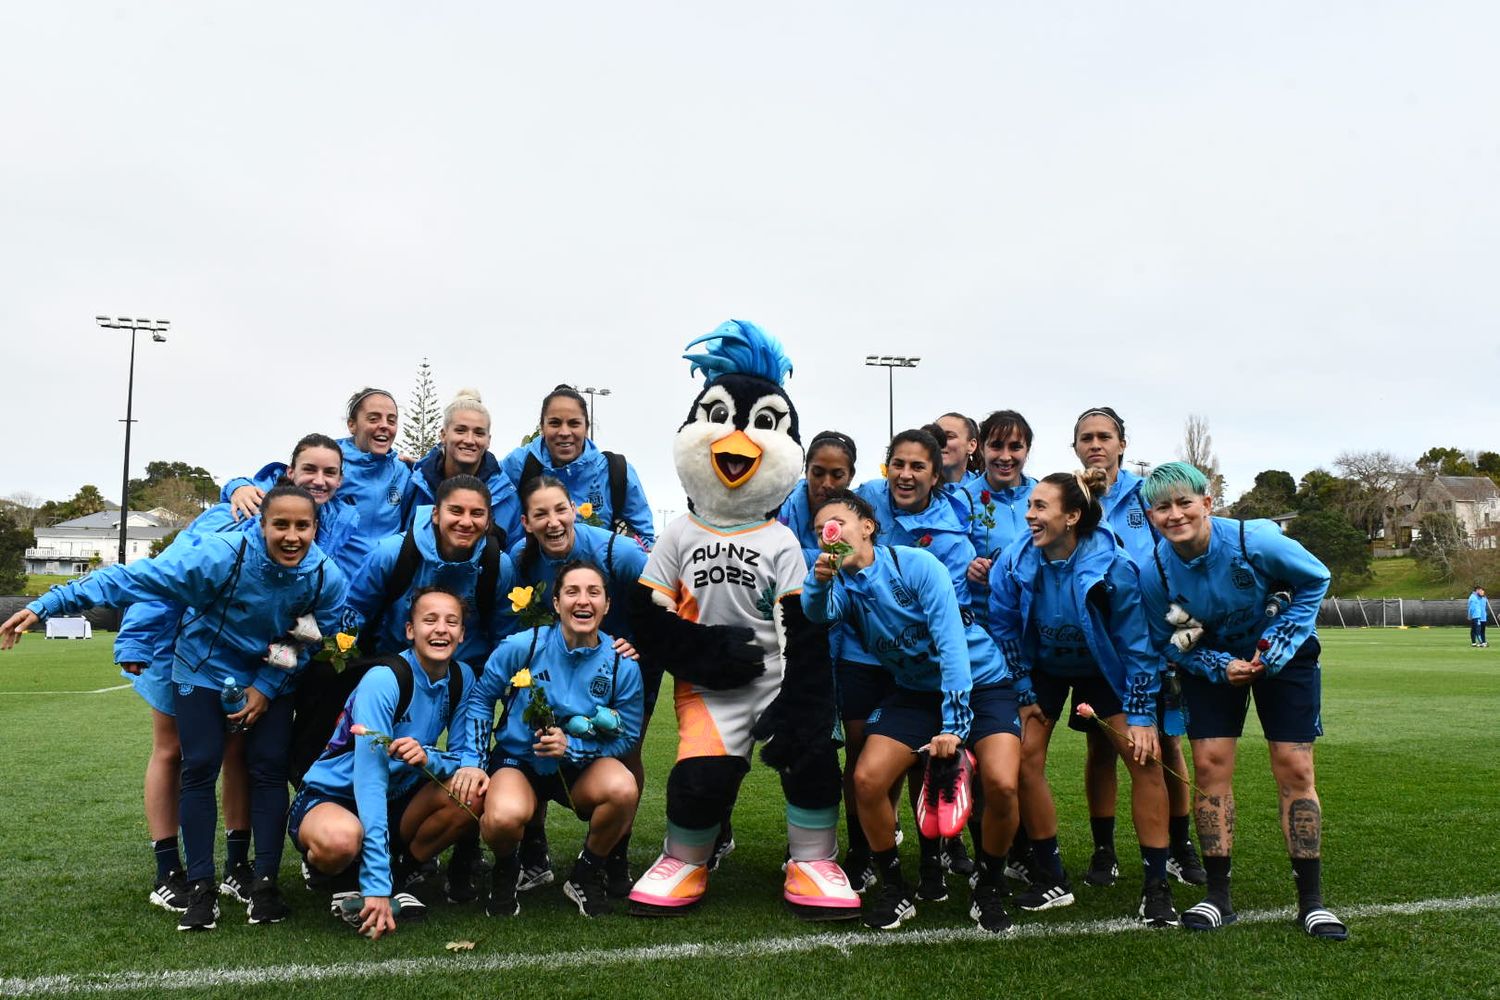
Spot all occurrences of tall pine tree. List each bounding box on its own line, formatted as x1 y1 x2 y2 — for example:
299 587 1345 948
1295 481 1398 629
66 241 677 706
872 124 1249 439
400 358 441 458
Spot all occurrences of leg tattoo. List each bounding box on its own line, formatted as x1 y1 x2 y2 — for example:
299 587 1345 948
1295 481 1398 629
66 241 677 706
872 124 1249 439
1286 797 1321 859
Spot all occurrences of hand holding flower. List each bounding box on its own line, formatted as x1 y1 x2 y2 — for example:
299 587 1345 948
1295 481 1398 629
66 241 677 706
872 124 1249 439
1076 703 1205 795
533 726 569 759
819 519 854 573
384 735 429 768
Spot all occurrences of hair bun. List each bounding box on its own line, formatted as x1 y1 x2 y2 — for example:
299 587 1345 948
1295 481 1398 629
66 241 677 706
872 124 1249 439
453 387 483 403
1079 466 1109 496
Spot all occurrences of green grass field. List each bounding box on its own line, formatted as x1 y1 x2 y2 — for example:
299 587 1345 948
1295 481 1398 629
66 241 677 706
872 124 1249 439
2 630 1498 999
1336 557 1470 601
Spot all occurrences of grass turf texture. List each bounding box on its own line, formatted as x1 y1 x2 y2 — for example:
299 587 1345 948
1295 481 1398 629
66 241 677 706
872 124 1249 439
1 630 1497 999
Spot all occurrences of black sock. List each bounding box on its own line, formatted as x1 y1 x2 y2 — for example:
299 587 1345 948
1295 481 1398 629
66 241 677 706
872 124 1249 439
392 852 415 888
1169 814 1192 851
1090 816 1116 853
152 837 180 880
1032 836 1065 882
1205 855 1233 908
450 835 479 873
225 829 250 870
1140 845 1170 883
918 832 942 866
874 847 904 887
975 849 1006 890
1008 824 1031 862
847 809 869 853
492 849 519 890
578 846 605 869
1291 857 1323 912
610 831 631 861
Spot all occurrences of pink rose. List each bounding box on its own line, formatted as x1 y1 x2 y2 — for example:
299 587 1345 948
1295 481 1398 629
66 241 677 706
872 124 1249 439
349 724 369 736
820 520 844 546
1075 702 1096 720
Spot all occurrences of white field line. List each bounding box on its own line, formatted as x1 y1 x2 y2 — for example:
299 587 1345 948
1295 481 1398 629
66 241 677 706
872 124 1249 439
0 684 131 696
2 893 1496 997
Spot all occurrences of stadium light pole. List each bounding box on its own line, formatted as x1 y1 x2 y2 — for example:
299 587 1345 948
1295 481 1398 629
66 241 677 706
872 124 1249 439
96 316 169 566
579 386 612 439
1131 460 1152 478
864 355 920 442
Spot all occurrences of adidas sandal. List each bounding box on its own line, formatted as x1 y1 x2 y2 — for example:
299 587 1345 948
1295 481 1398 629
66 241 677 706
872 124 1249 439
1300 907 1348 941
1180 899 1237 931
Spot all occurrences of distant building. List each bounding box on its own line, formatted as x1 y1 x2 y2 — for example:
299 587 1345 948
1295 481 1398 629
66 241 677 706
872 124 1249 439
24 506 182 575
1387 475 1500 550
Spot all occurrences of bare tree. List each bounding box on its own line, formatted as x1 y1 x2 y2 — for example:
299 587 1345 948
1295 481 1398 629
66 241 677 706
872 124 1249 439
0 492 42 530
1332 450 1411 541
1178 414 1224 502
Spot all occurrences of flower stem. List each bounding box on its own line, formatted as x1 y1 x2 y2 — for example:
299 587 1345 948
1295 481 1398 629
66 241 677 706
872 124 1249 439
1081 713 1208 798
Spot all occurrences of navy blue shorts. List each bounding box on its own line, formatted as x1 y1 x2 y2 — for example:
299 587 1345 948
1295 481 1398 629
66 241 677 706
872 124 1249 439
1181 638 1323 742
1033 669 1122 725
488 753 593 817
836 659 897 723
864 682 1021 750
287 782 420 853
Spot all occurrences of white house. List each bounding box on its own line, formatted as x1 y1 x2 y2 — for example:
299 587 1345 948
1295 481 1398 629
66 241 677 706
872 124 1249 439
1388 475 1500 550
24 507 182 574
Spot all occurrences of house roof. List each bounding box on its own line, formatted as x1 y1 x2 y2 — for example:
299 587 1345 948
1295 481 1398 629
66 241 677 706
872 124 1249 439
1435 476 1500 503
35 507 180 540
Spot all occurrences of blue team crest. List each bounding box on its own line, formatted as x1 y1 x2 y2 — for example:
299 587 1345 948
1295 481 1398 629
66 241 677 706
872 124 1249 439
589 674 610 699
890 579 915 608
1231 564 1254 590
1127 508 1144 529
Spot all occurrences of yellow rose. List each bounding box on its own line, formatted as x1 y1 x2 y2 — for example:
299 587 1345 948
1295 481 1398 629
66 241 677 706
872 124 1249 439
508 585 535 614
510 668 532 688
334 632 357 654
879 463 888 478
577 502 594 520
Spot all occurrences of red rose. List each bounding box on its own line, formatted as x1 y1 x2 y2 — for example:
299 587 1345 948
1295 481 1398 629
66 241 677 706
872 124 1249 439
919 534 933 547
980 490 992 504
1257 639 1271 652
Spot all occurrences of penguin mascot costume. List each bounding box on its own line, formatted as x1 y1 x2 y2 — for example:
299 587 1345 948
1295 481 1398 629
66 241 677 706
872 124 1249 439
627 319 859 920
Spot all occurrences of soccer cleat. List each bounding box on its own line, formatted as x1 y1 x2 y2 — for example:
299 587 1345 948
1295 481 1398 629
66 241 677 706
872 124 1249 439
1180 899 1237 931
1167 841 1208 886
219 862 254 905
177 879 220 932
330 890 361 919
1016 872 1075 911
445 864 479 904
516 841 554 892
843 849 877 894
863 881 916 930
301 858 332 892
706 825 736 872
1138 877 1179 927
916 752 974 840
915 860 948 902
403 856 440 889
564 857 613 917
942 836 976 877
1300 906 1349 941
247 875 291 924
969 883 1014 934
392 891 427 922
604 850 634 899
1004 851 1037 887
783 859 861 920
629 853 709 915
1084 847 1119 888
150 871 192 913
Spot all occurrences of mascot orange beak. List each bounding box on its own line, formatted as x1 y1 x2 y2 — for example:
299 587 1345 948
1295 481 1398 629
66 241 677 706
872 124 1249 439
710 430 763 489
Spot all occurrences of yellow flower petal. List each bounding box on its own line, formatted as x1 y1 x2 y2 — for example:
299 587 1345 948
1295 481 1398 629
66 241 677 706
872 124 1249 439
507 585 535 614
510 668 532 688
577 502 593 520
335 632 356 653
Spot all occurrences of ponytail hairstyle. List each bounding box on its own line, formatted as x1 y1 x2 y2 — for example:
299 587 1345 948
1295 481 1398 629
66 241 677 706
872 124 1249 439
539 384 590 432
289 432 343 469
444 388 490 430
813 488 881 542
519 474 571 580
806 430 858 474
886 425 945 470
978 409 1034 450
261 482 320 527
345 387 397 423
1072 405 1126 445
1037 467 1108 537
938 412 983 475
553 558 610 603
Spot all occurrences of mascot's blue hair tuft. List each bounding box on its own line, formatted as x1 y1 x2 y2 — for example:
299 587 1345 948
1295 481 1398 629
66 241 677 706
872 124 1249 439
683 319 793 387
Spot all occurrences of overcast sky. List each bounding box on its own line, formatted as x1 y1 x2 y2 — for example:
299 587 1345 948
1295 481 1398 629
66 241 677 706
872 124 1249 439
3 2 1495 518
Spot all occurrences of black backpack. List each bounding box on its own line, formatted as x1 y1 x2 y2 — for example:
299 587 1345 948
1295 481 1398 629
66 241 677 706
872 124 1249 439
521 450 634 537
356 527 502 655
290 653 466 787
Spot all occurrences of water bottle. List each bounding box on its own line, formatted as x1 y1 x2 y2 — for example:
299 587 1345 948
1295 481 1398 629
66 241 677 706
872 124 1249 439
221 681 247 734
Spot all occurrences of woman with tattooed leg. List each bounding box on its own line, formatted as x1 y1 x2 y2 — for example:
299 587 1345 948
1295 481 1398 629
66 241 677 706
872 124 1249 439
1137 462 1346 940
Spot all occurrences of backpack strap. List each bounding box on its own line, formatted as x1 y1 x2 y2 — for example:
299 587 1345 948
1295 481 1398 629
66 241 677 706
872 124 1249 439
475 537 500 641
887 544 901 572
446 660 466 725
604 451 630 534
357 531 422 655
605 530 618 579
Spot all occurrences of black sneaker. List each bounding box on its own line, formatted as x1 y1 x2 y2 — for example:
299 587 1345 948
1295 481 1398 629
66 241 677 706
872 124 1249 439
301 858 331 892
219 862 254 904
1139 877 1179 927
863 881 916 930
604 849 633 899
843 849 876 894
445 859 479 903
1016 872 1075 911
915 860 948 902
247 875 290 924
487 855 520 917
150 870 191 913
706 824 736 872
563 857 613 917
1167 841 1208 886
969 883 1014 934
516 834 553 892
177 879 219 932
1004 851 1037 887
403 856 440 889
942 837 976 877
392 891 427 922
1084 848 1119 888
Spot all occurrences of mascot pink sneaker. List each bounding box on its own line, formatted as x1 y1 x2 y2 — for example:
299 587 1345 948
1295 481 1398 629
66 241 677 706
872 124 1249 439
628 853 708 914
783 859 860 920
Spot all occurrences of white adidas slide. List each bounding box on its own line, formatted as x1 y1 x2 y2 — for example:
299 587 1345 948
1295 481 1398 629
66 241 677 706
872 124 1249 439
1301 907 1349 941
1180 899 1237 931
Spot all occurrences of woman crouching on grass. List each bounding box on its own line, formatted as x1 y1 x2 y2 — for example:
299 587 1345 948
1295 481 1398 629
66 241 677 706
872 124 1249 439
1137 462 1346 940
292 587 483 940
1 484 349 931
455 560 644 919
988 469 1177 926
802 490 1022 934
